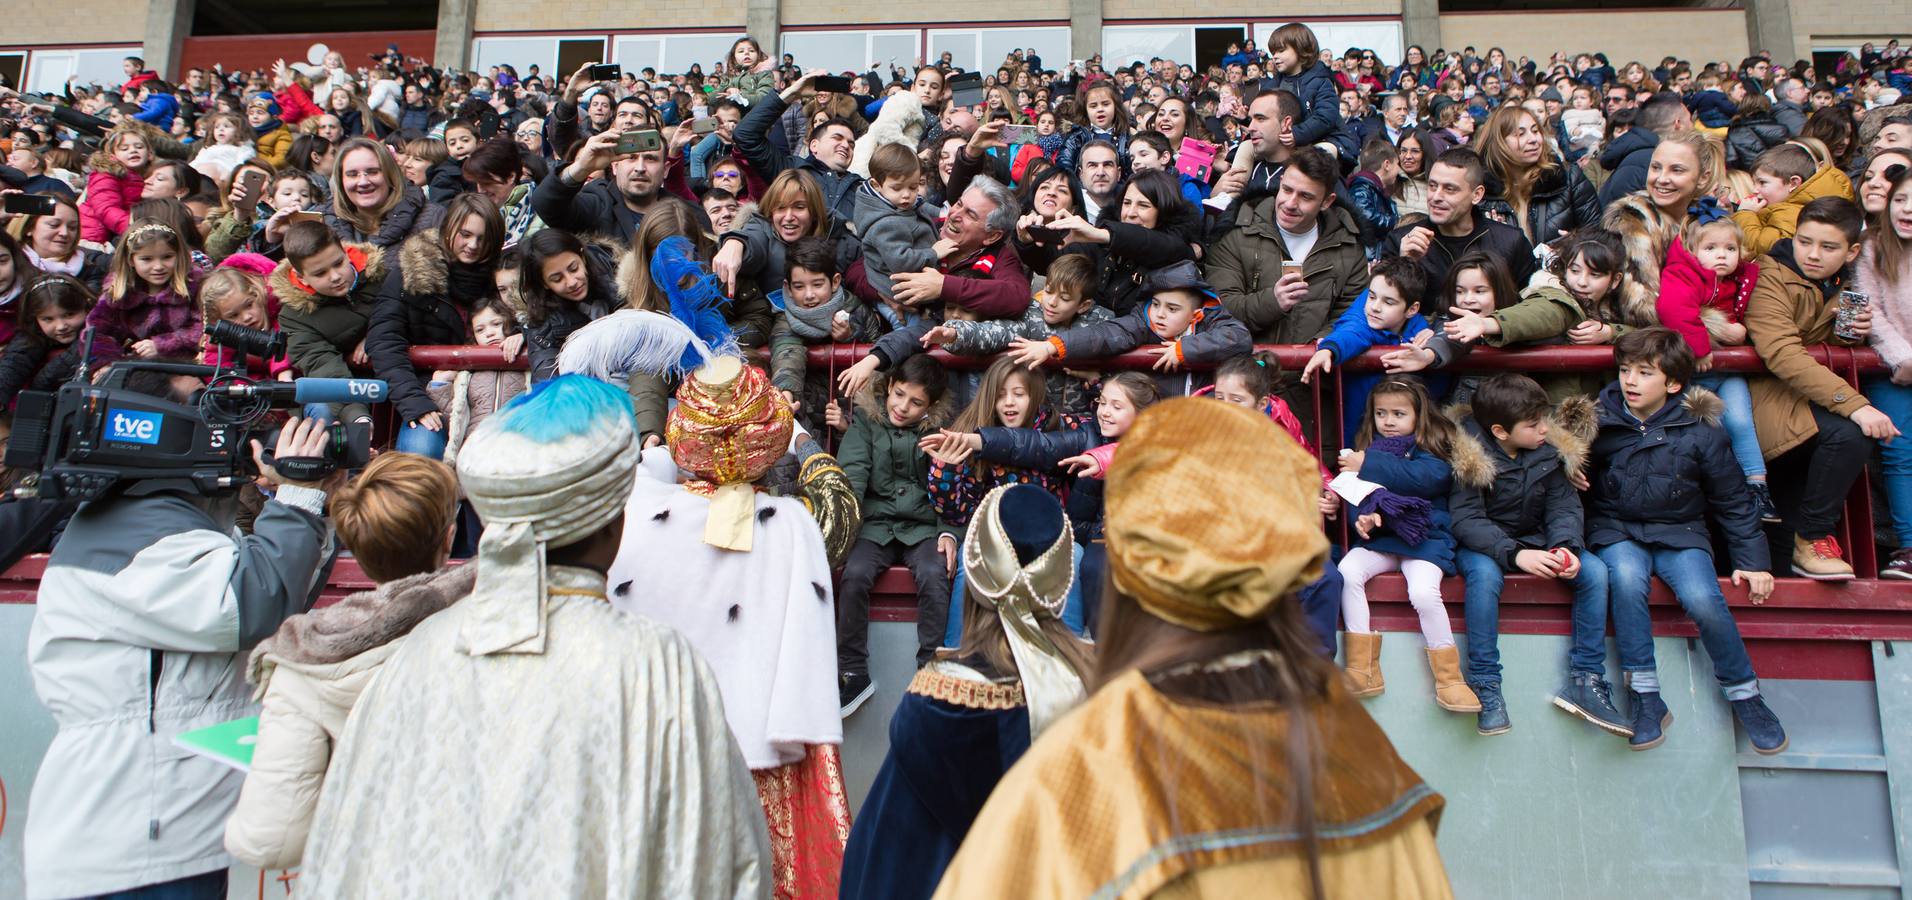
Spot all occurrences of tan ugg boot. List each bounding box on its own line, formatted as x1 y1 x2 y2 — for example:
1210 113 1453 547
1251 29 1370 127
1342 632 1385 698
1427 645 1481 712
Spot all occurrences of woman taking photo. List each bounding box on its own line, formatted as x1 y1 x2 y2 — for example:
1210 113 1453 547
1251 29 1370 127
1042 169 1197 317
1475 103 1601 244
936 399 1452 897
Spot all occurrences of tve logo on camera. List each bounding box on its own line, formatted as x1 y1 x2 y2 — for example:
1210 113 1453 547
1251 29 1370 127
106 408 164 445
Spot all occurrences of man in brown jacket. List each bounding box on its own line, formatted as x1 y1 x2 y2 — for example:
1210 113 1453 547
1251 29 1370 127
1747 197 1901 578
1206 147 1368 345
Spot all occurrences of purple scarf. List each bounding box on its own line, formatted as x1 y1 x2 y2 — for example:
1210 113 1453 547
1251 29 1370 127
1354 435 1435 546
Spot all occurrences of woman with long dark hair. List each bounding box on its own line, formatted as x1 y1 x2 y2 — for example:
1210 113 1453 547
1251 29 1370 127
1474 103 1601 243
517 226 620 381
936 399 1453 897
1041 169 1197 316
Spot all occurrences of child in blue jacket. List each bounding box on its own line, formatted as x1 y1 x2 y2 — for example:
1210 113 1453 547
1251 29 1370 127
1586 327 1785 754
1302 256 1433 442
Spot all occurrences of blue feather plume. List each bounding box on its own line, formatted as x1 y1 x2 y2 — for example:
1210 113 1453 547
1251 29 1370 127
493 374 635 442
650 236 738 371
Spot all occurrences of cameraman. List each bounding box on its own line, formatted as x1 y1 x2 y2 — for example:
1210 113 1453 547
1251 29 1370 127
24 370 339 900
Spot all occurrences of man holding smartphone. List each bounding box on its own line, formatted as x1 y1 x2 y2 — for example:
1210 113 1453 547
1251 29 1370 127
530 122 668 243
733 68 864 227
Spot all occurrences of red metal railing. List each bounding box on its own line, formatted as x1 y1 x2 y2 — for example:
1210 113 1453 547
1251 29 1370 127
6 342 1904 676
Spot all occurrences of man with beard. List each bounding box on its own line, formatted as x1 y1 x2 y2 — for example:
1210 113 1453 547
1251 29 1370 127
736 69 863 228
530 127 667 242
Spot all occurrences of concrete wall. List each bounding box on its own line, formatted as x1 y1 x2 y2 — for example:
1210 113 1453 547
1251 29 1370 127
1788 0 1912 53
3 0 146 45
472 0 745 33
1099 0 1395 19
1438 9 1751 69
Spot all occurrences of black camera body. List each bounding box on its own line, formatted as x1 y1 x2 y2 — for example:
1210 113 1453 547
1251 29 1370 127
3 325 382 502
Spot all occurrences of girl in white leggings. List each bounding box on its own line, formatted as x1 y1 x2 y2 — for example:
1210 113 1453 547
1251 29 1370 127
1326 379 1480 714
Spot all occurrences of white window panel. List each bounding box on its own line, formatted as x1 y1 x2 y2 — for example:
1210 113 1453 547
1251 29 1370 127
613 36 665 73
782 30 920 72
1101 26 1194 68
929 30 980 70
26 48 134 94
662 34 746 74
978 28 1069 73
1254 21 1403 65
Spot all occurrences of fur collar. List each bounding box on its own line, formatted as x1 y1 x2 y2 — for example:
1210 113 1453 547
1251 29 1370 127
852 371 957 432
1445 394 1595 488
1681 385 1724 426
247 564 476 694
1598 383 1723 429
398 229 449 296
268 242 387 312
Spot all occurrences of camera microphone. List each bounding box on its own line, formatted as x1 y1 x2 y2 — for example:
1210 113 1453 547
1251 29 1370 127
292 378 389 404
212 378 388 405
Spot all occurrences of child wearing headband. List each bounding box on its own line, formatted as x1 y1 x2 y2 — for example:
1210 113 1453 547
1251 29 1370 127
87 220 203 364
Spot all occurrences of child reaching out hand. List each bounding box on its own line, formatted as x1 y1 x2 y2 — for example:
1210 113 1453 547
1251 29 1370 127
1004 260 1249 395
1301 257 1432 442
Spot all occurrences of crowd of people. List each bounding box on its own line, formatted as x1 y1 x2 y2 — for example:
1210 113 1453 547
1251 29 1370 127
5 24 1912 900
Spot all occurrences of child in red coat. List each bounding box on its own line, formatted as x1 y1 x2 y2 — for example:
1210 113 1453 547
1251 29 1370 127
1654 204 1775 520
80 127 153 244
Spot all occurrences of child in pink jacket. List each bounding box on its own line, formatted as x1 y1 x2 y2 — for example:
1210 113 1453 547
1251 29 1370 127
1654 206 1776 521
80 127 153 244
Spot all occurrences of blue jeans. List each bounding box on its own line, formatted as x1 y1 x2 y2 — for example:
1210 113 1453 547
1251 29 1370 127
1299 565 1342 658
89 870 227 900
1597 541 1758 699
1693 373 1766 478
301 402 334 423
1867 378 1912 548
1458 548 1611 686
944 541 1086 645
395 419 449 458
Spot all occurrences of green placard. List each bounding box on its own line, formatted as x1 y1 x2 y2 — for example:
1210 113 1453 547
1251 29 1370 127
172 716 260 772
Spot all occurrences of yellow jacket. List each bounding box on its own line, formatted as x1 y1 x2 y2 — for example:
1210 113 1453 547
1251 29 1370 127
1733 165 1855 257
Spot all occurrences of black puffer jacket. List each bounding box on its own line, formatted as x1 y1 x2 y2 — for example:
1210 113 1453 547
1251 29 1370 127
0 335 85 404
320 182 447 251
1058 217 1198 317
1725 114 1788 171
366 230 498 423
1584 382 1769 568
1596 128 1659 208
1480 162 1602 245
1448 409 1590 569
975 420 1107 541
1384 209 1538 301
